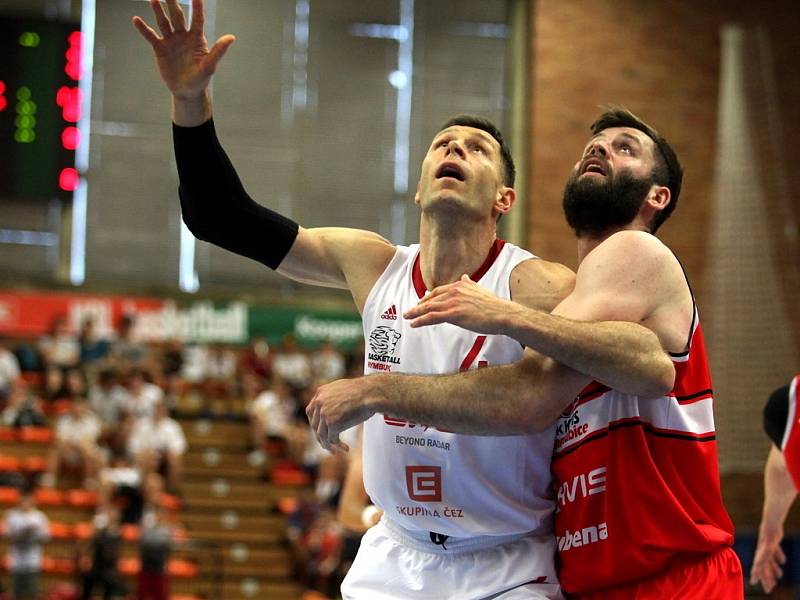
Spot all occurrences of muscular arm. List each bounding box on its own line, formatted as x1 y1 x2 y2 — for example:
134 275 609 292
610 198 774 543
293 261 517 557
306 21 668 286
751 446 796 592
308 232 682 449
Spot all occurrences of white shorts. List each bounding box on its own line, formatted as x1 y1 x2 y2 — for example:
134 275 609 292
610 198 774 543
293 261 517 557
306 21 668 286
341 518 563 600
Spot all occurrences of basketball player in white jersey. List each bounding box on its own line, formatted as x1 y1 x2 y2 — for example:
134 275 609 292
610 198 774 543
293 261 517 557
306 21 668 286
134 3 672 597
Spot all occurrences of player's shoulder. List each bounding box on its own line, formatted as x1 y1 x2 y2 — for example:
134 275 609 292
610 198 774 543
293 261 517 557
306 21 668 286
510 257 575 311
583 230 679 279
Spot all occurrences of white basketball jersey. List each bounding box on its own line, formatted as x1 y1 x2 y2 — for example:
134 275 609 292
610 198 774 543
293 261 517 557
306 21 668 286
361 240 556 538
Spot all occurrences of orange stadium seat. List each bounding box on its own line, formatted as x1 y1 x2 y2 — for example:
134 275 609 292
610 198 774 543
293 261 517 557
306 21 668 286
66 489 98 507
167 559 199 578
22 455 47 472
0 455 21 472
118 557 140 576
72 521 93 540
159 492 181 511
35 488 65 506
121 524 140 541
18 426 54 444
49 521 72 539
0 427 16 442
0 487 21 505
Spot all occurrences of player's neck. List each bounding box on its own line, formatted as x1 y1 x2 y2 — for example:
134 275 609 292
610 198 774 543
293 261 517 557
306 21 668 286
418 218 497 289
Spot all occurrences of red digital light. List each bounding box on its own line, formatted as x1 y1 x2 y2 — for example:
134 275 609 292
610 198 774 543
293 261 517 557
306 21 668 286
59 167 79 191
56 85 81 122
0 80 5 112
65 31 82 81
61 126 79 150
0 81 5 93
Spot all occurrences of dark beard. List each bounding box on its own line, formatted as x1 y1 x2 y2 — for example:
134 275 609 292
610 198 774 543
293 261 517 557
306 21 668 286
562 169 653 237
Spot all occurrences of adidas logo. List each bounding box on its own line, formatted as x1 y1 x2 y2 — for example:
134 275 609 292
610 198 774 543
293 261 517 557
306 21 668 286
380 304 398 320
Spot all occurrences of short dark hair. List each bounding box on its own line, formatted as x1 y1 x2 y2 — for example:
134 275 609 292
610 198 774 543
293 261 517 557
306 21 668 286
590 107 683 233
438 114 515 187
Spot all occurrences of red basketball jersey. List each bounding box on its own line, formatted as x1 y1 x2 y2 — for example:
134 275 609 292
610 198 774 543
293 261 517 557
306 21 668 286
779 376 800 489
551 313 735 594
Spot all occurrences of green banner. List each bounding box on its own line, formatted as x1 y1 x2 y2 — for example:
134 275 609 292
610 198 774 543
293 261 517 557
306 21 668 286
247 306 363 350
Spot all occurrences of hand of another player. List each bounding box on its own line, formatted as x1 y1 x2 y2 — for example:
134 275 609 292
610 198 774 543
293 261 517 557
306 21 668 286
132 0 235 99
306 377 381 453
404 274 512 333
750 532 786 593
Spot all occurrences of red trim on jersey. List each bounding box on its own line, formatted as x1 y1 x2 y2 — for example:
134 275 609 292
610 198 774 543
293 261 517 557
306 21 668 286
411 239 506 299
459 336 487 371
555 417 718 459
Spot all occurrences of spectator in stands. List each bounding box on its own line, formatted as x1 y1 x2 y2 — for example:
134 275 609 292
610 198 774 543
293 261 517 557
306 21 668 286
0 341 20 402
81 505 125 600
38 315 80 372
63 368 88 400
89 369 132 453
158 339 184 413
127 402 187 493
246 378 296 451
240 335 272 383
272 335 312 391
3 489 50 600
41 366 65 402
42 396 102 489
310 342 346 383
137 506 174 600
98 453 144 525
78 317 111 369
109 314 148 370
1 381 45 429
126 369 164 420
203 344 238 399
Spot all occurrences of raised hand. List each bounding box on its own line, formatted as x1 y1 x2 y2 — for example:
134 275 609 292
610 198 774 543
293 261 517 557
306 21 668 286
132 0 234 101
403 274 513 334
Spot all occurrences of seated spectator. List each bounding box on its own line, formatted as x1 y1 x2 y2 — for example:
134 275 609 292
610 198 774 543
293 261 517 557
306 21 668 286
1 380 46 428
272 335 312 391
42 365 65 402
38 315 80 371
79 316 111 368
203 344 238 399
127 402 186 493
89 369 132 452
0 340 21 402
3 488 51 600
137 506 174 600
240 336 272 383
159 339 184 412
42 396 102 488
98 453 143 525
64 367 88 399
126 369 164 420
109 314 149 370
311 342 346 383
80 505 125 600
247 379 297 451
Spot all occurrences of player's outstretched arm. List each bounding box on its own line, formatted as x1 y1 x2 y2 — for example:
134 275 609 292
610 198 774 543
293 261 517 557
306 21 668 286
751 446 796 593
405 231 677 398
135 1 394 306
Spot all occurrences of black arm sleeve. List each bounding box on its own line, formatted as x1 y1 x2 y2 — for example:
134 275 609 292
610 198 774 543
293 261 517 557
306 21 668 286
763 383 792 448
172 119 299 269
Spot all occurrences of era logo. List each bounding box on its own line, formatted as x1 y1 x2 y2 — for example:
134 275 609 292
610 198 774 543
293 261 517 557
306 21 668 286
405 466 442 502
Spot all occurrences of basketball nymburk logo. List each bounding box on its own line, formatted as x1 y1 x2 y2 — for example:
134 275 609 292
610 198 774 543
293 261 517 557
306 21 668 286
380 304 398 320
367 325 401 372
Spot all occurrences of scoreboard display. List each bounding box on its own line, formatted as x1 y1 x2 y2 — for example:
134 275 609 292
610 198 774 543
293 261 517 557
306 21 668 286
0 17 82 200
